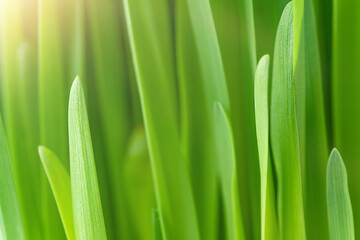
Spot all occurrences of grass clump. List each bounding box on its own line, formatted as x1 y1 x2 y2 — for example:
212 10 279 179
0 0 359 239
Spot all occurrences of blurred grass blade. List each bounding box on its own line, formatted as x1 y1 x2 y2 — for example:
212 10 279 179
0 116 24 239
254 55 278 240
86 0 131 237
123 0 200 238
175 0 217 238
152 208 164 240
0 2 42 238
303 0 329 238
123 126 154 240
332 0 360 235
270 2 306 239
327 149 355 240
38 0 68 237
209 0 260 237
38 146 75 240
68 77 107 239
214 102 245 240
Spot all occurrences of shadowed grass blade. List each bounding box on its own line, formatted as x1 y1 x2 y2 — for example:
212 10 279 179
175 0 217 238
327 149 355 240
254 55 278 240
214 102 244 240
0 116 24 239
303 0 329 238
210 0 260 237
332 0 360 235
152 208 163 240
123 0 200 238
39 0 68 237
68 77 107 239
38 146 75 240
270 2 306 239
123 126 154 240
86 0 131 237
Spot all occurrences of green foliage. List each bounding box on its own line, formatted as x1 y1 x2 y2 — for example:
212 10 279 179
38 146 75 240
68 77 107 239
327 149 355 240
0 116 24 239
254 55 278 240
0 0 358 239
270 2 306 239
214 102 245 240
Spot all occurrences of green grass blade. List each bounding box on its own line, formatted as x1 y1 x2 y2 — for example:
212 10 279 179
214 102 245 240
68 77 107 239
175 0 217 238
38 0 68 237
303 0 329 238
152 209 164 240
327 149 355 240
0 2 42 238
123 126 154 240
270 2 306 239
0 116 24 240
38 146 75 240
123 0 200 238
86 0 131 236
332 0 360 235
210 0 260 237
254 55 278 240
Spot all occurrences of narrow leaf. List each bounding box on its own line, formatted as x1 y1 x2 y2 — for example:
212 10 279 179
303 0 329 238
210 0 260 237
152 208 164 240
38 146 75 240
327 149 355 240
123 126 154 240
332 0 360 234
68 76 107 239
0 116 24 239
254 55 278 240
123 0 200 238
175 0 217 238
270 2 306 239
214 102 245 240
38 0 68 236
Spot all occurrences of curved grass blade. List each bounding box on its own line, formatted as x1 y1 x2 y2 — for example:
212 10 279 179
327 149 355 240
209 0 260 237
332 0 360 234
86 0 131 236
39 0 68 237
214 102 244 240
152 208 164 240
0 116 24 240
123 0 200 239
254 55 278 240
270 2 306 239
175 0 217 238
68 77 107 239
303 0 329 238
38 146 75 240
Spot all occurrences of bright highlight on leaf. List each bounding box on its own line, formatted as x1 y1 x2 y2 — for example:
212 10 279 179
38 146 75 240
254 55 278 240
270 2 306 239
327 149 355 240
68 76 107 239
